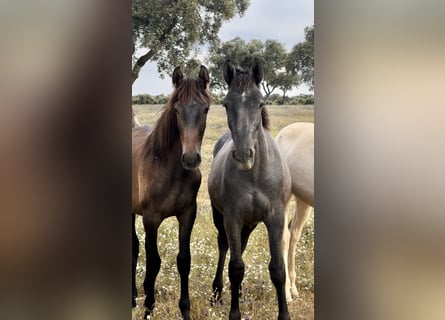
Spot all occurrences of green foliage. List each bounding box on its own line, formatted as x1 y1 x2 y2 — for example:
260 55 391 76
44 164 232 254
132 0 250 83
265 93 314 105
288 94 314 105
132 92 313 106
208 38 300 101
287 25 314 90
132 94 168 105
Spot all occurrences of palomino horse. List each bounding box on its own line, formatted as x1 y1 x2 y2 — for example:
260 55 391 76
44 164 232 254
132 66 211 319
208 58 292 320
275 122 314 301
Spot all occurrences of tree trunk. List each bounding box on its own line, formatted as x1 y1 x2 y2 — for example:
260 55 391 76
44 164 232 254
261 82 276 102
132 49 156 84
282 89 287 104
131 16 178 84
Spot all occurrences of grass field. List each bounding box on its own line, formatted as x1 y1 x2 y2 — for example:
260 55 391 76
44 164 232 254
132 104 314 320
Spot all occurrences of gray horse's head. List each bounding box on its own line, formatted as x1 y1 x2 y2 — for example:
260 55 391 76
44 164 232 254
222 58 269 170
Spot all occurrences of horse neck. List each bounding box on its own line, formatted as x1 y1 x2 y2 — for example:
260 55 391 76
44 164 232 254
252 127 272 171
162 138 184 171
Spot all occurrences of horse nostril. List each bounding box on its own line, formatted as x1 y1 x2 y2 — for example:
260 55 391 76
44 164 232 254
232 150 237 160
249 148 253 158
182 152 201 169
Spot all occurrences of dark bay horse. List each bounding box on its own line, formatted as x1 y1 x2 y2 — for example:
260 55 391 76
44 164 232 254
132 65 211 319
208 58 292 320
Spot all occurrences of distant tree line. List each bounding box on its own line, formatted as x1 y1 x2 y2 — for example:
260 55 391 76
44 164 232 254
132 92 313 106
132 94 169 105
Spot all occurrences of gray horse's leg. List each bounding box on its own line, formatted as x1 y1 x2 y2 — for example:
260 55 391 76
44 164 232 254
266 210 291 320
224 218 244 320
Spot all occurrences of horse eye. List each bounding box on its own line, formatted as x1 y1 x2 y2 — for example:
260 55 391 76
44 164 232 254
259 103 265 109
174 108 179 114
204 107 210 114
222 104 227 109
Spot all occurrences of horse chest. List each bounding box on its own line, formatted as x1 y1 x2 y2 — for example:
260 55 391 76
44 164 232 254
148 172 200 215
225 187 271 221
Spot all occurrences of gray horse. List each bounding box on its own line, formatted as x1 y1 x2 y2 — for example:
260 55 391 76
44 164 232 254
208 58 292 320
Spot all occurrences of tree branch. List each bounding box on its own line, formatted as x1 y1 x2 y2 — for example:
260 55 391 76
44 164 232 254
131 16 179 84
132 49 156 84
261 82 277 102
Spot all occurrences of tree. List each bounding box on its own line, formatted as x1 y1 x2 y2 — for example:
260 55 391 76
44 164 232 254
132 0 250 84
208 38 299 101
287 25 314 90
276 72 299 103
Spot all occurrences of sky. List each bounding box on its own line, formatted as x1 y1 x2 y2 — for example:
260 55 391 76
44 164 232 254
132 0 314 96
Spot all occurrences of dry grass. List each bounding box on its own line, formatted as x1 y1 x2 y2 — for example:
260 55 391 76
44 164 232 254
132 104 314 320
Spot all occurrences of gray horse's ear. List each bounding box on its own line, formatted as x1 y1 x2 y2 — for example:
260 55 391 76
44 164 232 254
172 66 184 88
223 60 235 86
251 57 263 86
198 65 210 90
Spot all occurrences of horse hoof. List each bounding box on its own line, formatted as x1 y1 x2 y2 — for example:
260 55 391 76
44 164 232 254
229 309 241 320
143 310 152 320
278 313 291 320
291 287 300 299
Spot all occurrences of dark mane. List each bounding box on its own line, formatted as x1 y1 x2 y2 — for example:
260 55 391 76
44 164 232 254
231 68 270 130
261 107 270 130
142 78 211 162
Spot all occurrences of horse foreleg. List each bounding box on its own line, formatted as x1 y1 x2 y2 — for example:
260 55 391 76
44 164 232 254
132 213 139 308
239 224 257 299
142 215 161 319
176 204 197 320
224 218 244 320
288 199 312 298
211 204 228 304
281 208 292 302
266 209 291 320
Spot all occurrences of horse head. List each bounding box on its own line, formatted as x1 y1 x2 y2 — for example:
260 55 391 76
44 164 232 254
172 65 211 170
222 57 267 170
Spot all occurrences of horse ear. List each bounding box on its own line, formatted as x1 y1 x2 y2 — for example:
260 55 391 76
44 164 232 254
251 57 263 86
223 60 235 86
198 65 210 90
172 66 184 88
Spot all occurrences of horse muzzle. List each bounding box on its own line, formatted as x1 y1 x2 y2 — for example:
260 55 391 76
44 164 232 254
181 152 201 170
232 148 254 170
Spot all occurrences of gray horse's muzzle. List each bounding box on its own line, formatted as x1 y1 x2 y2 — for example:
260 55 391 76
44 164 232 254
232 148 255 170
